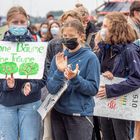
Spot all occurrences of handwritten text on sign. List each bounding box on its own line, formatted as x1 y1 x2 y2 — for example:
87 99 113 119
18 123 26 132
0 41 47 79
94 76 140 121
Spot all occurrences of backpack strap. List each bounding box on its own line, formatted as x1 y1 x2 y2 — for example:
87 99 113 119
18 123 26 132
86 32 96 46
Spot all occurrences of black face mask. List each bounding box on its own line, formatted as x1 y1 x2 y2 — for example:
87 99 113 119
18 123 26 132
62 38 79 50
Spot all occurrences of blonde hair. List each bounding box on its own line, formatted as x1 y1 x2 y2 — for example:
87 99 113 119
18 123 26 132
74 6 89 17
7 6 28 22
60 10 82 23
105 12 136 45
75 3 83 8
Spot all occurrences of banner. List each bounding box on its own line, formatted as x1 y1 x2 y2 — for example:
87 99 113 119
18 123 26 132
0 41 47 79
94 76 140 121
38 81 68 120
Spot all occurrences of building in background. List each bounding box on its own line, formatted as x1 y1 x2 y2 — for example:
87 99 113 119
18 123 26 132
94 0 137 25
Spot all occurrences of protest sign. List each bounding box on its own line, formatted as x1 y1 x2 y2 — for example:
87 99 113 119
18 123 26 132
0 41 47 79
38 81 68 120
94 76 140 121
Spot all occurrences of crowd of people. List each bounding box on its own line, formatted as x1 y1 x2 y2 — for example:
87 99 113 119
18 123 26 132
0 1 140 140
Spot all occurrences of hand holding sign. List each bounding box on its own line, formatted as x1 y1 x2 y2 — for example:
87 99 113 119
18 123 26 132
94 76 140 121
0 41 47 79
6 77 15 88
23 82 31 96
96 85 107 99
102 71 114 80
96 71 113 99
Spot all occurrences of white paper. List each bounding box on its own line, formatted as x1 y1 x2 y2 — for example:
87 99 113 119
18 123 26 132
38 81 68 120
0 41 47 79
94 76 140 121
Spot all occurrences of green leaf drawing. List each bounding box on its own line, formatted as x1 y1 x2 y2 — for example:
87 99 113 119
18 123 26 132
19 62 39 78
0 62 18 78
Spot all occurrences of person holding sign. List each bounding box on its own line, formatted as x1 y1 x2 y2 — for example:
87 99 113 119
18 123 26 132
0 6 46 140
46 20 100 140
133 40 140 140
96 12 140 140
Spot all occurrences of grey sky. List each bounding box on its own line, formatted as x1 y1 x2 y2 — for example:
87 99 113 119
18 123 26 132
0 0 104 17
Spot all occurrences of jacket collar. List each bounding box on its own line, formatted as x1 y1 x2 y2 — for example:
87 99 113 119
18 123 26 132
98 42 127 54
3 30 34 42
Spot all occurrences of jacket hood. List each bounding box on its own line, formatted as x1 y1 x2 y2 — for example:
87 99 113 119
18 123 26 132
98 42 134 55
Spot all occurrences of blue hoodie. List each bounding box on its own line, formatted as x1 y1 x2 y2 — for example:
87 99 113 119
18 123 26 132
47 47 100 116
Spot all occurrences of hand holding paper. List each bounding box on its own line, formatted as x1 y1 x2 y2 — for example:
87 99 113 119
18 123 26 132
96 85 107 99
23 82 31 96
103 71 114 80
6 77 15 88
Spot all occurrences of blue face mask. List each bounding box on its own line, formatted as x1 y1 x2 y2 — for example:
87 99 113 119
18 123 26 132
41 28 48 34
9 25 28 36
50 27 59 36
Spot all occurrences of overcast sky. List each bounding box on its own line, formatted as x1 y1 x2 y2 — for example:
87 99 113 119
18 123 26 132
0 0 104 17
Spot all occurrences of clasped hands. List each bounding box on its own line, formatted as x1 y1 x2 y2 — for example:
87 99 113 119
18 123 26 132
56 52 79 80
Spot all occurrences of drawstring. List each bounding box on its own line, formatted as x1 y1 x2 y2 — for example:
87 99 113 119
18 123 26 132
85 116 94 128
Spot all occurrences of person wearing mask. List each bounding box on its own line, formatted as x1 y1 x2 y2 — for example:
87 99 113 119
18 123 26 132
26 15 41 42
41 20 60 140
133 40 140 140
128 1 140 39
43 12 83 140
74 4 97 49
46 21 60 41
28 24 41 42
46 10 82 74
38 22 49 42
97 12 140 140
46 12 55 24
74 4 101 140
1 6 46 140
46 19 100 140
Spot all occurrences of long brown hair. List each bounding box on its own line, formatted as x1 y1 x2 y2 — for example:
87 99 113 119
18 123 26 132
7 6 28 22
46 21 60 41
105 12 136 45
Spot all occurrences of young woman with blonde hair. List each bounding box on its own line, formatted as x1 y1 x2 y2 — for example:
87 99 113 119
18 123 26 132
0 6 46 140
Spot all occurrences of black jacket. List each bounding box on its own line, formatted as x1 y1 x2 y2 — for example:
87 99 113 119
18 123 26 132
86 21 97 49
0 31 46 106
46 38 63 74
98 42 140 98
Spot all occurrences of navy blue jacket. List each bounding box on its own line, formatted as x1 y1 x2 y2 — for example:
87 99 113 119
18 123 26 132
0 31 46 106
98 42 140 98
47 47 100 116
